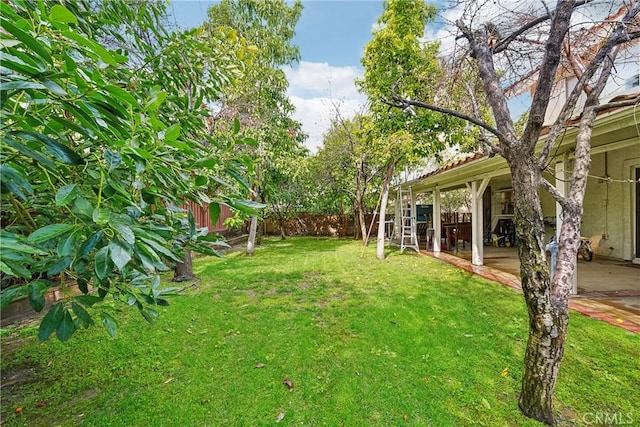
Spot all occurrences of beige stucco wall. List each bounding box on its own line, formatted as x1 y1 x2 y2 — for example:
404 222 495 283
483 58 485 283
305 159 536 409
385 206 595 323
582 145 640 260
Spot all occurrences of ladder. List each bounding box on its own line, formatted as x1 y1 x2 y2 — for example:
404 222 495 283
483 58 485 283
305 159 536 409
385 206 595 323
398 186 419 253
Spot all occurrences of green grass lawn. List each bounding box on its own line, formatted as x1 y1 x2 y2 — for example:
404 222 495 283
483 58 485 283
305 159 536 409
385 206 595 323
1 237 638 426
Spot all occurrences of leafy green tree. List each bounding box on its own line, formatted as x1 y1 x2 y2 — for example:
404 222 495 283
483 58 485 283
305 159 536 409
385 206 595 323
359 0 466 259
205 0 305 255
309 114 383 240
263 145 309 239
0 0 252 340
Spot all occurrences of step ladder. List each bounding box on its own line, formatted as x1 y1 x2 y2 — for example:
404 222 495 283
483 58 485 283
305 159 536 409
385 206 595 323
398 186 419 253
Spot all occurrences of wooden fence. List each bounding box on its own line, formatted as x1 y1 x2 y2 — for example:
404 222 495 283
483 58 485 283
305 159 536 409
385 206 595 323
183 200 233 232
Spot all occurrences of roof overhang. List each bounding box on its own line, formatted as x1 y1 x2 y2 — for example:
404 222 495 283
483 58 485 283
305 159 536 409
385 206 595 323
402 104 639 194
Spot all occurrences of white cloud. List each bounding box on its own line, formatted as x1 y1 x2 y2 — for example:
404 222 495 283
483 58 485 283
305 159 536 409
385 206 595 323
285 61 366 152
289 95 363 153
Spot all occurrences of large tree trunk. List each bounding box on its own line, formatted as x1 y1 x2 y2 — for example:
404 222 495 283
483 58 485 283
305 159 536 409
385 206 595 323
510 157 568 425
376 162 395 260
246 215 258 255
173 249 195 282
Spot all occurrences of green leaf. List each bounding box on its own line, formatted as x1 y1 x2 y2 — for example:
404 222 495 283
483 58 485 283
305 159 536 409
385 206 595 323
94 246 112 280
1 259 31 279
55 184 79 206
224 199 266 215
0 16 52 64
0 80 47 91
233 117 240 134
144 89 167 112
140 307 159 323
56 309 77 342
78 231 103 256
57 231 78 257
72 197 94 218
138 237 181 262
42 79 68 96
75 295 102 307
109 239 131 270
194 175 208 186
28 224 76 244
3 136 57 171
164 123 181 141
105 85 138 107
105 149 121 171
188 209 196 237
28 281 46 312
0 284 29 309
39 303 64 342
47 256 72 276
0 164 33 200
101 312 118 338
71 300 94 328
49 4 78 24
114 224 135 245
63 30 117 66
93 207 111 224
209 203 221 225
12 131 84 165
77 277 89 294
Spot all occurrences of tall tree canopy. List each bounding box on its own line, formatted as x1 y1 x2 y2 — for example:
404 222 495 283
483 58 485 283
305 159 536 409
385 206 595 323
205 0 306 255
0 0 254 340
359 0 469 259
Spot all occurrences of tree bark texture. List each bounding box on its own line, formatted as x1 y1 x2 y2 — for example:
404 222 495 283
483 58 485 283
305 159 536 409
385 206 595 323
279 217 287 240
376 162 395 260
355 158 369 242
246 214 258 255
173 249 195 282
509 155 568 425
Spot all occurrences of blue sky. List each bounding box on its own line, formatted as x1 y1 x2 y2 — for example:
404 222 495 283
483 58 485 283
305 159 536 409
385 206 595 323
169 0 384 152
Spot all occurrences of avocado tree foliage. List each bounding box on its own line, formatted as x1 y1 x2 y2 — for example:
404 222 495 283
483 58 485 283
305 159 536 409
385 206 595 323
0 0 255 341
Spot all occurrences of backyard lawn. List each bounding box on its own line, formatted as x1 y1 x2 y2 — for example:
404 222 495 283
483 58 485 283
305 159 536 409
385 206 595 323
1 237 638 426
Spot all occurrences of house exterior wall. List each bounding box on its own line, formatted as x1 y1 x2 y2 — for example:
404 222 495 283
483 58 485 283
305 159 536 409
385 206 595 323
582 145 640 260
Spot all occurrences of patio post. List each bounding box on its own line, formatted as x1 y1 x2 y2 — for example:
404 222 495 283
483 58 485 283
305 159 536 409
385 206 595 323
556 159 578 294
470 178 490 266
433 187 442 252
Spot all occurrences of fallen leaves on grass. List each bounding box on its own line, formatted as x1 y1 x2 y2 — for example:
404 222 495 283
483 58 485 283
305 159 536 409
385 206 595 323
275 412 285 423
500 367 509 377
163 377 174 384
282 378 294 390
255 362 265 369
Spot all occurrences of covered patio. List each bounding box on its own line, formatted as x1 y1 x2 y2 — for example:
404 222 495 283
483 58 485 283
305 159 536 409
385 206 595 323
396 105 639 298
420 246 640 333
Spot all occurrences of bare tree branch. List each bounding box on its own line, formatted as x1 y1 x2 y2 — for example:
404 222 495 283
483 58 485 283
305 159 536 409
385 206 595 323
563 38 593 95
382 94 505 156
521 1 574 150
538 1 640 169
457 20 517 146
540 177 567 207
493 0 590 54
